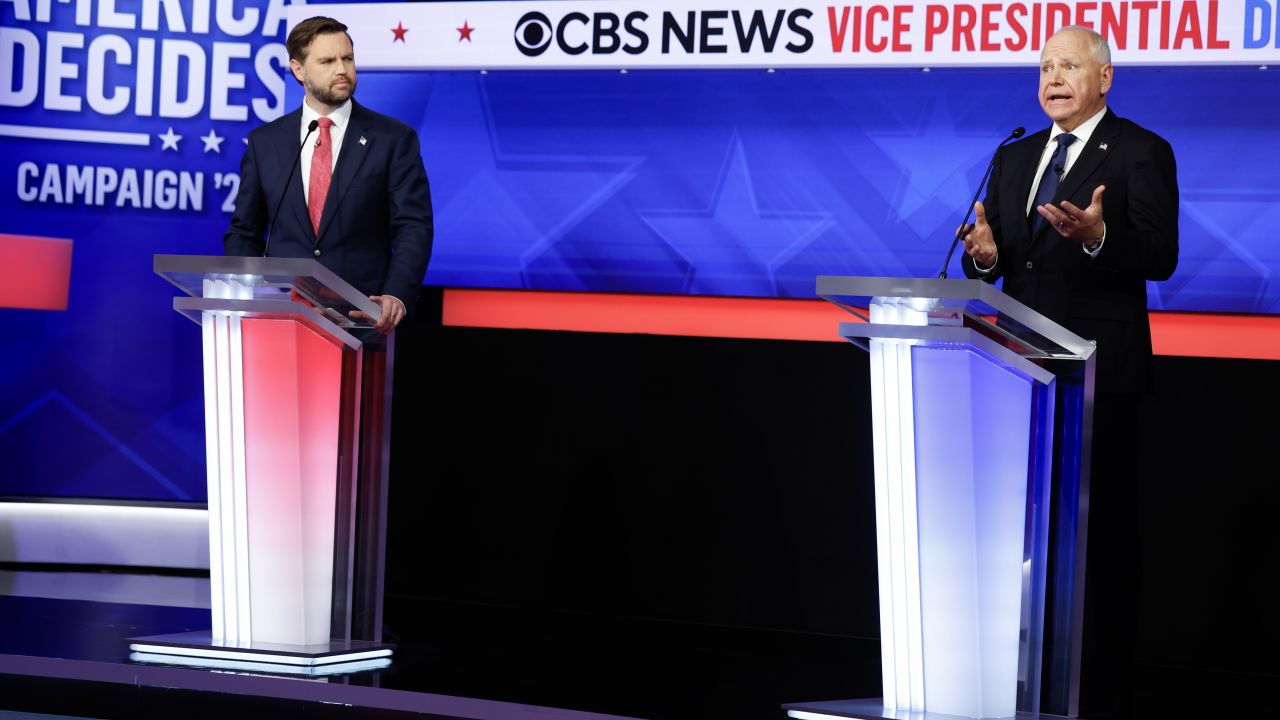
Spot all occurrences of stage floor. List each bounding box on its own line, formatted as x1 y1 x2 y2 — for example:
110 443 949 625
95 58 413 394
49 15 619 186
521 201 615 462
2 569 1275 719
0 570 881 720
0 592 650 720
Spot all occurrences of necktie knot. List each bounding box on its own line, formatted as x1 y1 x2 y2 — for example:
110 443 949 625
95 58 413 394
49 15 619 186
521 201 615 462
1051 133 1076 176
316 117 335 130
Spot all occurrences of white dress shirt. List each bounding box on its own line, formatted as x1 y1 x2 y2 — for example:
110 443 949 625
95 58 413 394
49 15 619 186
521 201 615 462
300 99 352 202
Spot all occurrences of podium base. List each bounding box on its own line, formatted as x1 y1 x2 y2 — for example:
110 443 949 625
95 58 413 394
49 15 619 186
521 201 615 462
783 698 1031 720
128 631 393 676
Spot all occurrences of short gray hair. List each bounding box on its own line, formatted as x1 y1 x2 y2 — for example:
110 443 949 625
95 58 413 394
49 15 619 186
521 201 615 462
1056 25 1112 65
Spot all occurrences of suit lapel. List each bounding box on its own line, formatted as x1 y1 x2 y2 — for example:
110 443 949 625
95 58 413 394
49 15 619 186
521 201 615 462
1011 129 1049 246
1054 109 1121 205
316 102 372 244
270 109 312 238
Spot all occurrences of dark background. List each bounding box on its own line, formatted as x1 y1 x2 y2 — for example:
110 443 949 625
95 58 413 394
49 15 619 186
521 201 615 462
379 288 1280 719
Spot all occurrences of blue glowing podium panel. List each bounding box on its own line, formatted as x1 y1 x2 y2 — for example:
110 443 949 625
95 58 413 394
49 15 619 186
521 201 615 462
800 276 1096 720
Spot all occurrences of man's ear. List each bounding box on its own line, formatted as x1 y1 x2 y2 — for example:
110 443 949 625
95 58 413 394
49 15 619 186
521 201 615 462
289 58 304 84
1099 63 1113 95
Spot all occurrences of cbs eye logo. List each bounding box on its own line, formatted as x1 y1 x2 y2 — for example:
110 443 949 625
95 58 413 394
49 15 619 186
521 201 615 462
514 12 553 56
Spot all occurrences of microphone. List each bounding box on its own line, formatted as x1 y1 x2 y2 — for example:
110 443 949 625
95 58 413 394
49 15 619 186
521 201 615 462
937 126 1025 279
264 119 320 257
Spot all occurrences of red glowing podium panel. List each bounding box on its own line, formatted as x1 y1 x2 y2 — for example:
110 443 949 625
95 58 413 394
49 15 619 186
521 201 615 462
148 255 395 670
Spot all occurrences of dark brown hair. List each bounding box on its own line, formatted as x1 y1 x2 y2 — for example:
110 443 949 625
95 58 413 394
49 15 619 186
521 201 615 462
286 17 352 63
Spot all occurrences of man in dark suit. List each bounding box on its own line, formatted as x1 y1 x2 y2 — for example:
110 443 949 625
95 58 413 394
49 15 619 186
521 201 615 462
225 16 433 333
961 26 1179 719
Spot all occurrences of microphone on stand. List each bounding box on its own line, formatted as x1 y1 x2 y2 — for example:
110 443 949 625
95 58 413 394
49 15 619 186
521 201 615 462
937 126 1025 279
264 119 320 258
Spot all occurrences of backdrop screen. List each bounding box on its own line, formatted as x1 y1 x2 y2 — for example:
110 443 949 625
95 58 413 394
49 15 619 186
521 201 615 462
385 66 1280 312
0 0 1276 501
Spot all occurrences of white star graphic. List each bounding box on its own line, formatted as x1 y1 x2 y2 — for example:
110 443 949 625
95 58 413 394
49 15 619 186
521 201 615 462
200 129 224 154
158 127 182 152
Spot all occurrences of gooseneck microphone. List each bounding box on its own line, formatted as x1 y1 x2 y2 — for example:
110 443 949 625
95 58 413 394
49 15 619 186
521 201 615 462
264 119 320 258
937 126 1026 278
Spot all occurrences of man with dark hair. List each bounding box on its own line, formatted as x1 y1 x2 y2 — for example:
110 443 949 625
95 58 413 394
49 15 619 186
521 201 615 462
225 16 433 332
961 25 1179 720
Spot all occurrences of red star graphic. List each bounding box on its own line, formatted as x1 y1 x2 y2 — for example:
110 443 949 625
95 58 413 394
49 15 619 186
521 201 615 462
457 21 475 43
391 22 408 43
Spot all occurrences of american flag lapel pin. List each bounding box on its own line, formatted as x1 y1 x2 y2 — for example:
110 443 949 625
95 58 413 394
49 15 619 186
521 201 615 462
1099 143 1108 151
359 136 367 146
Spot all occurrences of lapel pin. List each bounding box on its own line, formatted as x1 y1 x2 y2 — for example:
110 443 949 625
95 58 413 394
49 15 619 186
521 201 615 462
1099 143 1108 151
359 136 367 146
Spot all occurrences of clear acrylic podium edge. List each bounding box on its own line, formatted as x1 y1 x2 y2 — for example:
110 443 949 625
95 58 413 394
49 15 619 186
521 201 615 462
154 255 384 332
816 275 1096 363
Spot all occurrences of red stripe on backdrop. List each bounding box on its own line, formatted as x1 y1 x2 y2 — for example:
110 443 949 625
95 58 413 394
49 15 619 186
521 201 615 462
441 289 861 343
440 289 1280 361
0 233 73 311
1149 312 1280 361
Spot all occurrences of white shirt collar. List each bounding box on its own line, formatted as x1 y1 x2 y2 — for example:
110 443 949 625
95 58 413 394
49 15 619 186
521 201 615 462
301 98 353 133
1049 105 1108 147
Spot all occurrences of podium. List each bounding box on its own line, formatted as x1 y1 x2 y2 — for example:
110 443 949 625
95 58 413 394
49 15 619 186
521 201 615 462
132 256 397 674
785 277 1097 720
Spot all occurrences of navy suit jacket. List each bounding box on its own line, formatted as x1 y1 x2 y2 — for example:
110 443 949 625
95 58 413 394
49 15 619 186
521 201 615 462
225 100 433 313
963 109 1178 393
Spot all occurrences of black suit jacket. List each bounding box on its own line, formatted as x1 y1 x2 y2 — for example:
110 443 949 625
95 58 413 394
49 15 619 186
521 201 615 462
962 109 1178 393
225 100 433 313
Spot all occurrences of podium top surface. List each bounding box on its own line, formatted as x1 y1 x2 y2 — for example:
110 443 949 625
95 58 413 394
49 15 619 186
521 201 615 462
154 255 382 331
817 275 1096 361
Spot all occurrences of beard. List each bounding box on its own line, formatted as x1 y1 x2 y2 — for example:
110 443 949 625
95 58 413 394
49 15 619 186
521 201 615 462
306 74 356 106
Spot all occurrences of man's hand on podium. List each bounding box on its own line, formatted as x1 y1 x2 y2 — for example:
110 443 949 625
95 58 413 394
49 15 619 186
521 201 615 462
962 201 998 270
349 294 406 334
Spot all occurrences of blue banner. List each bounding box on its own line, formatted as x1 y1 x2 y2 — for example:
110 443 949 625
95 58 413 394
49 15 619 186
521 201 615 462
1 0 1277 502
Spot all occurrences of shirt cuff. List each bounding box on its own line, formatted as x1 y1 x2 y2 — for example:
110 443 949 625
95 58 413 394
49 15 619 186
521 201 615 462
1084 223 1107 257
973 252 998 274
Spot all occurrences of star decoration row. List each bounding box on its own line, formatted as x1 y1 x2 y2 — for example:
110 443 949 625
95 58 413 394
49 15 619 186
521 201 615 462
156 127 247 153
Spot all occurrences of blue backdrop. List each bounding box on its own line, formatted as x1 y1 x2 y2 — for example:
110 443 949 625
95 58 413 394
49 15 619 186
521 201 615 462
391 66 1280 311
1 0 1276 502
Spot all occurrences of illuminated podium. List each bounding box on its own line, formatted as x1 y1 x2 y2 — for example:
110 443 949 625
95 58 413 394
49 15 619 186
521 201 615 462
134 255 397 674
786 277 1097 720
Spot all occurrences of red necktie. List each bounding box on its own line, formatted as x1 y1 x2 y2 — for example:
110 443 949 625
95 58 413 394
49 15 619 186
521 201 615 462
308 117 335 236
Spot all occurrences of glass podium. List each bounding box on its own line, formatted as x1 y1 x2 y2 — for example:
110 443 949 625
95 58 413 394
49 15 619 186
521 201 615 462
785 276 1097 720
132 255 398 673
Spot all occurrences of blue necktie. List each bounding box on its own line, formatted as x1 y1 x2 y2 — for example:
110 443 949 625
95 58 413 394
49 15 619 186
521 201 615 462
1031 133 1076 236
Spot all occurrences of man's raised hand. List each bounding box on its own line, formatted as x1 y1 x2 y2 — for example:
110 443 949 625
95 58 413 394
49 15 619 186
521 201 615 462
1038 185 1106 245
963 201 998 268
